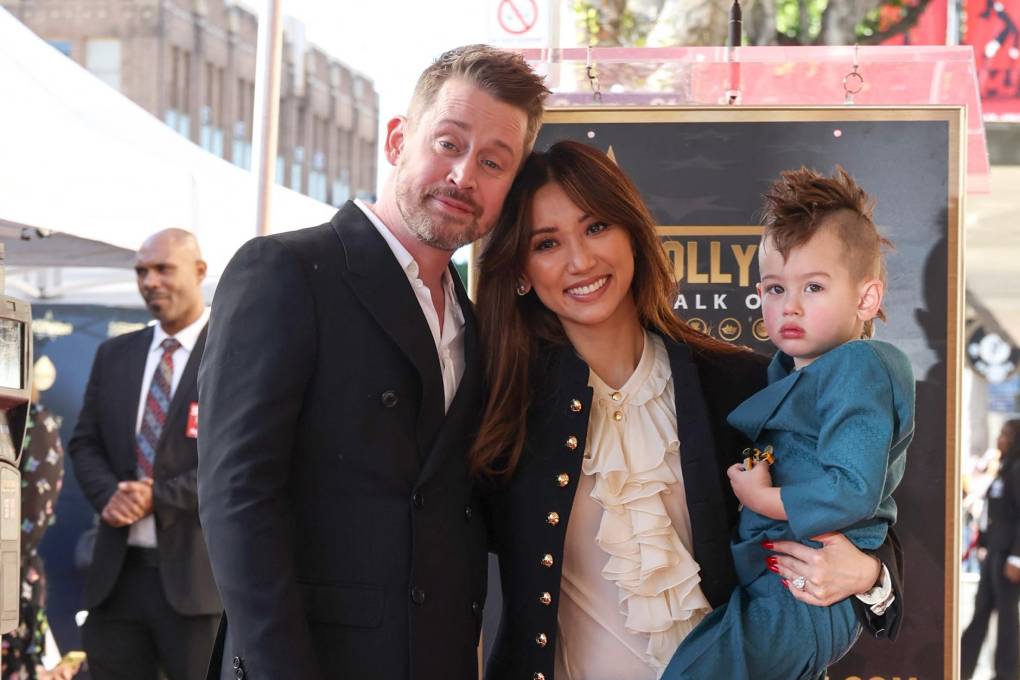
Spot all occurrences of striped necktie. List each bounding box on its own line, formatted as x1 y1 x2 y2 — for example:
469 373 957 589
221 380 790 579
136 337 181 479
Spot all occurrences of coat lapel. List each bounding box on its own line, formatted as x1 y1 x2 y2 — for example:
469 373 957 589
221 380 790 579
121 327 153 473
419 266 479 482
332 202 446 450
157 325 207 451
667 338 724 507
726 353 802 442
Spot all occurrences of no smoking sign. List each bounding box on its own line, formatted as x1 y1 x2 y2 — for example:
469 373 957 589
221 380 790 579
489 0 549 46
498 0 538 34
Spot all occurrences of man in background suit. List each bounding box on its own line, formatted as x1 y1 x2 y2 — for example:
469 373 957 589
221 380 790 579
197 45 548 680
70 229 221 680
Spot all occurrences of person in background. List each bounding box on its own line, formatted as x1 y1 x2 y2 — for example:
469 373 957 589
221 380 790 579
69 229 220 680
961 418 1020 680
1 362 79 680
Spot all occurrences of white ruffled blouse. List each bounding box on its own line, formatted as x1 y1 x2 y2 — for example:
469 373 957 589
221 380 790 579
554 332 711 680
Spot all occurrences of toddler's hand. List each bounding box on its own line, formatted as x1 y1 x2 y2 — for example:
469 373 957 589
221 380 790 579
727 461 773 512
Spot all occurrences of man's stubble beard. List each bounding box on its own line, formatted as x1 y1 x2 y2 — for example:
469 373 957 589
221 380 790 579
394 167 486 252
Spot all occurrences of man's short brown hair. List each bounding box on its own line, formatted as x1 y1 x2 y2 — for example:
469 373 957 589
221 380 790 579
408 44 550 156
760 165 893 336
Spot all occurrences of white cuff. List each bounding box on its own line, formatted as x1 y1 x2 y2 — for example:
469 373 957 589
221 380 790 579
1006 556 1020 569
855 564 895 615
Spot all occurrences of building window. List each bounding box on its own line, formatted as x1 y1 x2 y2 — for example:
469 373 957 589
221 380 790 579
200 63 225 157
332 169 351 207
47 40 72 58
291 146 304 192
309 150 327 202
85 38 121 91
308 116 327 202
166 46 190 137
233 78 253 170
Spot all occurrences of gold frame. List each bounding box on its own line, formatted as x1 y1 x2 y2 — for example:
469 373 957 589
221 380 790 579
470 105 965 679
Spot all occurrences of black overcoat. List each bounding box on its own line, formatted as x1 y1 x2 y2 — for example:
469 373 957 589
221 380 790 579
198 202 488 680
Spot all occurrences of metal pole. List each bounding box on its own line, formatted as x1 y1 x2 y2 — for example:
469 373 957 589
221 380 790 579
726 0 742 104
252 0 284 237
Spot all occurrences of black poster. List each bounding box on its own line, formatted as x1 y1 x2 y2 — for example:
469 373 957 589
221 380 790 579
535 107 964 680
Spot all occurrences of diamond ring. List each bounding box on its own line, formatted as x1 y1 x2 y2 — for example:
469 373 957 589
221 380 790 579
791 576 807 590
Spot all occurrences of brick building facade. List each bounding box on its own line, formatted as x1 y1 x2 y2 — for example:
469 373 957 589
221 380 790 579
3 0 378 204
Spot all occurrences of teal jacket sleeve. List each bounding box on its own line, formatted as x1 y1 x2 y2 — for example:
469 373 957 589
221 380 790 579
780 342 897 541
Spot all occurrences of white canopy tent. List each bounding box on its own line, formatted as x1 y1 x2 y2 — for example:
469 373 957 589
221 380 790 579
0 6 337 304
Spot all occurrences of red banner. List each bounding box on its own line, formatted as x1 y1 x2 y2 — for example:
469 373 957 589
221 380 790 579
881 0 949 45
966 0 1020 119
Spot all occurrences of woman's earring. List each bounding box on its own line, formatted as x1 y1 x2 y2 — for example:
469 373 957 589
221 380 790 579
516 283 530 296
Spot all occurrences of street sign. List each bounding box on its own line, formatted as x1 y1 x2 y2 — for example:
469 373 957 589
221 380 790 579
488 0 550 47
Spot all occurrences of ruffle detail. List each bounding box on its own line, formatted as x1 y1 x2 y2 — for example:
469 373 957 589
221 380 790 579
584 332 711 673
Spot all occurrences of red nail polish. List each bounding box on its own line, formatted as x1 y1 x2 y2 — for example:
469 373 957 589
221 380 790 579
768 564 780 574
766 556 778 566
761 541 774 550
781 579 789 589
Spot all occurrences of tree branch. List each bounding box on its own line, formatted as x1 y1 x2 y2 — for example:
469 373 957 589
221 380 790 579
859 0 937 45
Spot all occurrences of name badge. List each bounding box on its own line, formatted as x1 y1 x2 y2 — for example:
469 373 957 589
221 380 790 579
186 402 199 439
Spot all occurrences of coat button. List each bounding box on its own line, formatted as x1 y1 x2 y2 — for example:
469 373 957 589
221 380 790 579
412 492 424 509
569 399 582 413
536 632 548 647
565 435 578 450
381 390 399 407
546 512 560 526
613 410 623 421
534 674 546 680
464 505 473 520
232 657 242 670
539 591 552 605
472 600 482 615
611 391 623 401
541 554 554 568
234 670 244 680
411 587 426 605
556 473 569 487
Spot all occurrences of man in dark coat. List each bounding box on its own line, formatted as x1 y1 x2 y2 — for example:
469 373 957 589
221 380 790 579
197 45 549 680
962 418 1020 680
70 229 220 680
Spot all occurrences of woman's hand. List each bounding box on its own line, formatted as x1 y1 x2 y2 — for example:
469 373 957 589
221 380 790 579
766 531 881 606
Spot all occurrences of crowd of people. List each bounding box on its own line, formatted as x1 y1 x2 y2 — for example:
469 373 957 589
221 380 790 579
3 41 1005 680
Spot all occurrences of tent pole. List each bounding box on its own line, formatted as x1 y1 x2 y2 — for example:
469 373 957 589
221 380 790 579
252 0 284 237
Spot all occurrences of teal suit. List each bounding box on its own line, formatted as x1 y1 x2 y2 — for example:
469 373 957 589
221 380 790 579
663 340 915 680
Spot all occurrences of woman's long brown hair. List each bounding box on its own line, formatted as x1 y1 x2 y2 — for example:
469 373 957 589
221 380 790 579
470 140 747 479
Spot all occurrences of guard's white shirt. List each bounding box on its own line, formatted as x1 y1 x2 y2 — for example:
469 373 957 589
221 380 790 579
354 199 465 412
128 307 210 548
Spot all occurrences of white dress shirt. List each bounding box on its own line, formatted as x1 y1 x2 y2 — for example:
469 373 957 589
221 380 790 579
128 307 210 548
354 198 466 412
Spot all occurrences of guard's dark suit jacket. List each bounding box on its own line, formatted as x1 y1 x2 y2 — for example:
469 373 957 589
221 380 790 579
979 456 1020 555
484 333 904 680
198 201 487 680
69 325 221 616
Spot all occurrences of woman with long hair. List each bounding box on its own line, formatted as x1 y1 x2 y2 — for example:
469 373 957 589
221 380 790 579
474 140 901 679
